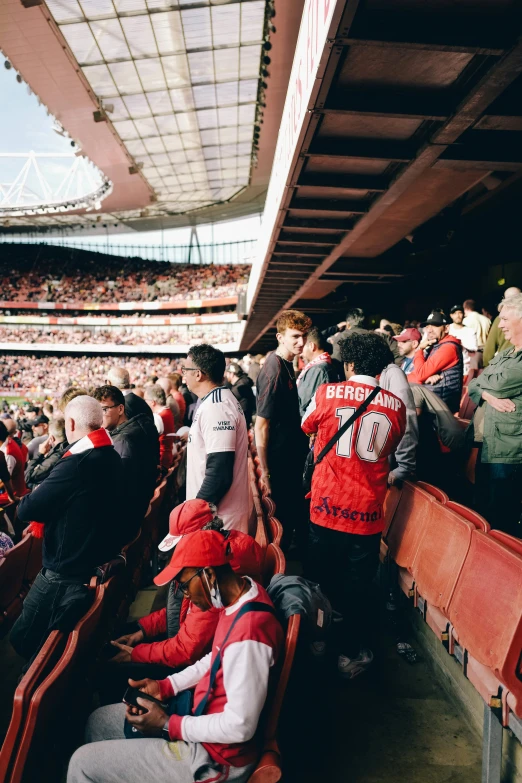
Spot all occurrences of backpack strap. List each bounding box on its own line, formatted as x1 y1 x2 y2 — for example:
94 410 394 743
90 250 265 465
193 602 276 716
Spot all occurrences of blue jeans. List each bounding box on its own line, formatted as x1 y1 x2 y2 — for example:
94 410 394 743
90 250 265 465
475 461 522 537
10 568 92 663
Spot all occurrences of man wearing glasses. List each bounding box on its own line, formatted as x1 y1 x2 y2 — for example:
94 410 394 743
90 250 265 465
94 384 159 535
181 344 250 534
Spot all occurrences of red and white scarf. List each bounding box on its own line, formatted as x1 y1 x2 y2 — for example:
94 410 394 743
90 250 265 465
297 352 331 387
30 428 113 538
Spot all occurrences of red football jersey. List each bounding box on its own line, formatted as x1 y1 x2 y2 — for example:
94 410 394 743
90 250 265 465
302 377 406 535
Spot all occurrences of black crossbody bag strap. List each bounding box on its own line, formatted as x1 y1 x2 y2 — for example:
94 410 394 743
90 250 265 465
314 385 381 466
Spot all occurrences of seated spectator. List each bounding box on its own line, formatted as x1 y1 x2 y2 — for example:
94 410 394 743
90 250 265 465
448 305 478 375
27 414 50 460
0 530 14 560
0 420 27 504
298 327 343 417
0 437 17 503
103 500 264 701
145 384 175 471
58 387 88 413
302 333 406 678
107 367 153 421
93 384 159 530
468 292 522 536
25 416 68 489
393 327 421 375
67 529 283 783
483 286 521 367
225 362 256 428
10 395 128 662
4 417 29 468
407 311 463 413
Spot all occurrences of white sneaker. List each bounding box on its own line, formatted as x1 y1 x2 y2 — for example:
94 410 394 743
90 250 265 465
337 649 374 679
309 640 327 658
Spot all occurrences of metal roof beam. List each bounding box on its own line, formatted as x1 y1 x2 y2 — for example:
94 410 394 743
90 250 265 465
289 198 370 214
295 172 388 191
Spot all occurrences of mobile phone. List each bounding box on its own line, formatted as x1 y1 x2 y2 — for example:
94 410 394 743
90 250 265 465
123 687 167 710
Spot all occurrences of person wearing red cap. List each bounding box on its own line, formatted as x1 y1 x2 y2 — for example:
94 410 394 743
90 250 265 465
104 500 265 700
393 327 421 376
68 531 283 783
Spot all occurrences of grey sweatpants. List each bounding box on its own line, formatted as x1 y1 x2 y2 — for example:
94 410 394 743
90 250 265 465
67 703 254 783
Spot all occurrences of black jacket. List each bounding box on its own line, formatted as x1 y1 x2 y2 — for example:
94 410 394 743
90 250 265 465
18 444 128 577
123 391 153 421
230 375 256 428
110 413 159 527
25 440 69 489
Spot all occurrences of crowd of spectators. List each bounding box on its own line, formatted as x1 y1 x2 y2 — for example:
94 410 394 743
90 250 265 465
0 324 241 347
1 283 520 780
0 255 250 304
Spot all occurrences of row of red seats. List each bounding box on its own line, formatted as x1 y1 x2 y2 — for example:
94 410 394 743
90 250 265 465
383 480 522 782
0 462 182 783
0 531 42 632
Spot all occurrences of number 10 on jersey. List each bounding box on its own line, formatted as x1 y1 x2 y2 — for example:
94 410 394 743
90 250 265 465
335 407 392 462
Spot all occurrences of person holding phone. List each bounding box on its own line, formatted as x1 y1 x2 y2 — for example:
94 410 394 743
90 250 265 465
67 530 282 783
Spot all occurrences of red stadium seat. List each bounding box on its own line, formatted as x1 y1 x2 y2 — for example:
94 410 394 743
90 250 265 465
0 631 66 783
263 543 286 585
267 516 283 548
415 481 449 504
448 531 522 714
380 485 402 562
248 614 301 783
0 535 32 627
412 505 475 641
22 534 43 588
445 501 490 532
9 588 106 783
488 529 522 557
254 494 269 551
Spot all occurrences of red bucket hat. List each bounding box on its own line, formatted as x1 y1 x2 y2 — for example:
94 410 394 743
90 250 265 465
158 499 215 553
154 530 232 587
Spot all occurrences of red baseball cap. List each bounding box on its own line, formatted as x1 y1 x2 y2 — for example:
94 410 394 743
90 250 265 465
154 530 232 586
393 327 422 342
158 499 215 553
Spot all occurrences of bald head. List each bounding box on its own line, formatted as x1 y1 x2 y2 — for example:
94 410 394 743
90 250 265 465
505 287 521 300
157 377 172 395
106 367 130 390
64 395 103 444
4 418 16 436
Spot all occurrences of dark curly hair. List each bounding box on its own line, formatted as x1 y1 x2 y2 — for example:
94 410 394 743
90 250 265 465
188 344 226 384
93 385 125 407
340 333 394 377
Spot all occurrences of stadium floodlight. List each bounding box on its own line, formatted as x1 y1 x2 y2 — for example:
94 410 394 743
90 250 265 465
0 152 113 217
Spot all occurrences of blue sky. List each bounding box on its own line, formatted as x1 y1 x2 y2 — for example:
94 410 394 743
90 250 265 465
0 59 262 249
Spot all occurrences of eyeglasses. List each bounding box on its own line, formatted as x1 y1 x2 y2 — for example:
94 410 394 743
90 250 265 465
101 404 119 413
175 568 204 597
181 366 199 374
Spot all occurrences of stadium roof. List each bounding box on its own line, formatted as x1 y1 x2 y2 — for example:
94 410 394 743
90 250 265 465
0 0 304 233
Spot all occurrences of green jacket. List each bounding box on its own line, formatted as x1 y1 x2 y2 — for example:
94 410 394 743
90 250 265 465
468 347 522 463
483 315 512 367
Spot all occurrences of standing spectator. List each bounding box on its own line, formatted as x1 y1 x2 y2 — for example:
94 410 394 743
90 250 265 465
448 305 478 375
379 359 419 485
106 367 153 421
0 421 27 504
393 328 421 375
255 309 311 551
483 286 521 367
157 376 181 430
168 372 186 427
298 327 343 417
245 354 261 384
463 298 491 355
323 307 401 365
407 311 463 413
182 344 250 532
302 333 406 678
145 385 176 472
468 293 522 536
27 415 50 459
10 396 128 662
94 385 159 531
25 417 68 489
225 362 255 428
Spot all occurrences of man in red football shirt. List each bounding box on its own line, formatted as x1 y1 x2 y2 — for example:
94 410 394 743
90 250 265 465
302 333 406 679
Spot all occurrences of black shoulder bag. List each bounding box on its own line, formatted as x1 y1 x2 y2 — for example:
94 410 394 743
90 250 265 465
303 385 381 494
